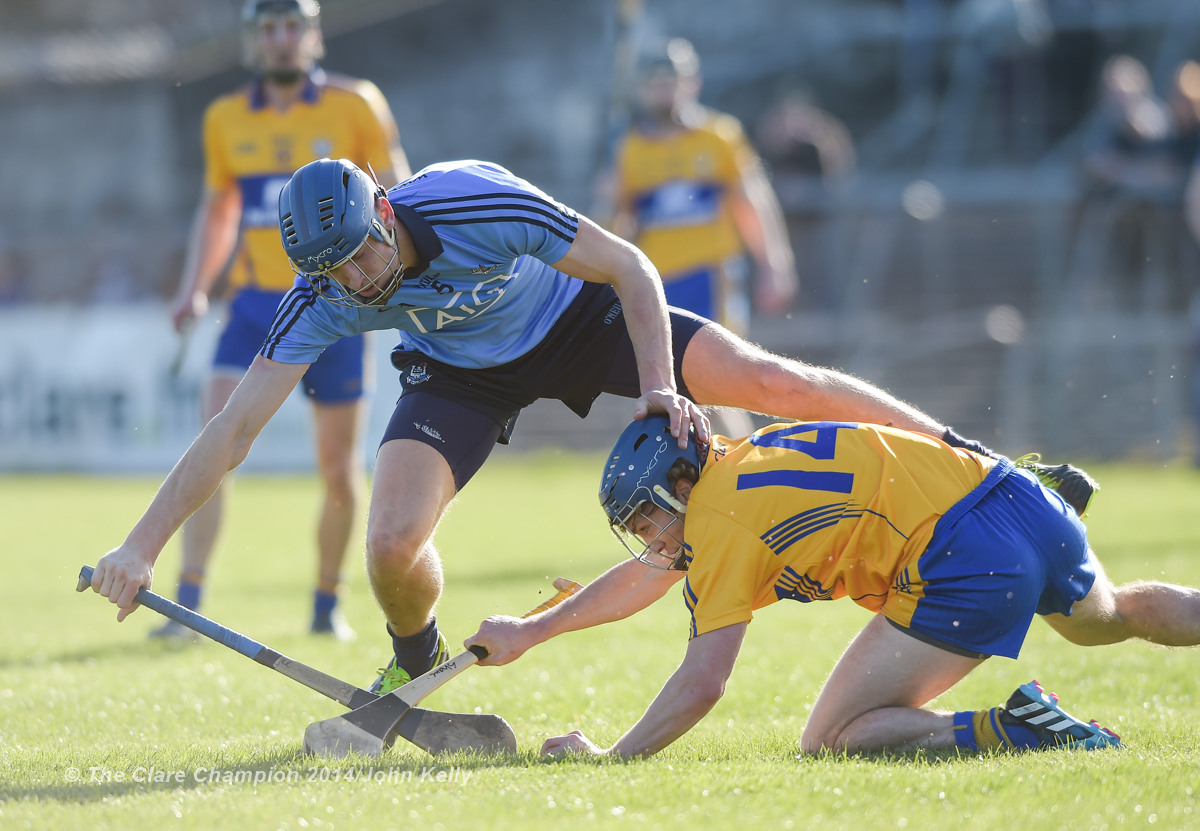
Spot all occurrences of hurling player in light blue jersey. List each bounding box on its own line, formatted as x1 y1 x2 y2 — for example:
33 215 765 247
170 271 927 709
262 160 589 369
90 157 1094 696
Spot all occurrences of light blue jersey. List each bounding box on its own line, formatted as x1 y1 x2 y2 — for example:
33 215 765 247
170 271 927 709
262 161 582 369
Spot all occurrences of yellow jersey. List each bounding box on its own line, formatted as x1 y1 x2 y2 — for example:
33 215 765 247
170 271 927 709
203 69 400 292
614 109 757 278
681 422 998 638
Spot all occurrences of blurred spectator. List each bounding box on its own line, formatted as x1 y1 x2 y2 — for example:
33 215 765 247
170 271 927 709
1081 55 1178 200
606 38 800 437
756 84 855 311
1167 60 1200 183
757 85 856 195
1075 55 1194 309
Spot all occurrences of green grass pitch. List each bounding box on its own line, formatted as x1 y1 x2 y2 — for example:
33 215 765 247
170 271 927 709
1 456 1198 829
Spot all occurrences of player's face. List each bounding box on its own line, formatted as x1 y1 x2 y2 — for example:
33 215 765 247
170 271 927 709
252 12 319 76
628 502 685 569
638 70 681 118
327 233 402 304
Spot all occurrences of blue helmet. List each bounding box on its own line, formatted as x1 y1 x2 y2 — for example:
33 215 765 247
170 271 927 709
598 415 704 568
279 157 377 275
278 158 400 305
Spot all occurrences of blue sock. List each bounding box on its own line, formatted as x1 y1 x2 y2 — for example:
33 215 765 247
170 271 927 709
387 618 440 676
313 590 338 620
177 582 202 612
953 710 978 750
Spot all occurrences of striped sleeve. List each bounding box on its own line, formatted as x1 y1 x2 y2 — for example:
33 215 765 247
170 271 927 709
259 282 344 365
412 165 579 263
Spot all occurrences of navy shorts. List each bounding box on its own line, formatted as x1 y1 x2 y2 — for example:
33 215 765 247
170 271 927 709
218 287 366 404
883 461 1095 659
380 281 710 489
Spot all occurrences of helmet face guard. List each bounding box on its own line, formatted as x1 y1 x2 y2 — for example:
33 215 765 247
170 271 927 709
598 415 703 570
612 499 687 570
278 158 404 307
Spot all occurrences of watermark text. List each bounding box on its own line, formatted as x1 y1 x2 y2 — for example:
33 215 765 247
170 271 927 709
63 764 473 786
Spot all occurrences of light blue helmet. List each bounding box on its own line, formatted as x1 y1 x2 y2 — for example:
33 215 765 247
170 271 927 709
599 415 704 569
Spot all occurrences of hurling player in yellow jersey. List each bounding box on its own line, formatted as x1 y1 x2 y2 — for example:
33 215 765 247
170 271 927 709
469 416 1200 756
611 39 798 333
159 0 409 640
609 39 798 437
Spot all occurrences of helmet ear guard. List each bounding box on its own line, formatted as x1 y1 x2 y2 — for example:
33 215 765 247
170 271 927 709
652 484 687 514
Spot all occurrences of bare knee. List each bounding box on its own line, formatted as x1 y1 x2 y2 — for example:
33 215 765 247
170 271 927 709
798 734 836 756
365 521 430 574
1044 579 1130 646
799 719 848 756
319 461 359 507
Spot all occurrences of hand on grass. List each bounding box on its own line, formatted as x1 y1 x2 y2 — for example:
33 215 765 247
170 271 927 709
542 730 607 757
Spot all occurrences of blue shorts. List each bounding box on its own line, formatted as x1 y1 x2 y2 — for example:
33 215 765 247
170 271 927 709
380 281 710 489
217 287 366 404
886 461 1095 659
662 258 748 333
663 267 719 322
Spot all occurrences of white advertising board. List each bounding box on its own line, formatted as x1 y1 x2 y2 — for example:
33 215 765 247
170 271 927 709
0 303 401 473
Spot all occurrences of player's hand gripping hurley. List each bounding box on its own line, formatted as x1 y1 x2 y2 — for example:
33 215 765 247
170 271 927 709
303 577 582 758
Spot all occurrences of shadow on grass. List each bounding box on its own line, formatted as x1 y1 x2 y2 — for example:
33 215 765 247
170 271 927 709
0 747 545 805
0 636 215 671
799 746 997 766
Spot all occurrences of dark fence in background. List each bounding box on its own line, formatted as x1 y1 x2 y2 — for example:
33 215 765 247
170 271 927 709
1 0 1197 462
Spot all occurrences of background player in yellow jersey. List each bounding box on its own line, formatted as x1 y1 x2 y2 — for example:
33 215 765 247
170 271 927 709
469 415 1200 757
609 39 799 435
158 0 409 640
611 38 798 330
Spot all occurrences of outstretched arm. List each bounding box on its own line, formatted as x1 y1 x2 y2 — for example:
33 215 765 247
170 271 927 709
542 622 747 758
681 324 948 438
89 355 308 619
466 558 684 665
